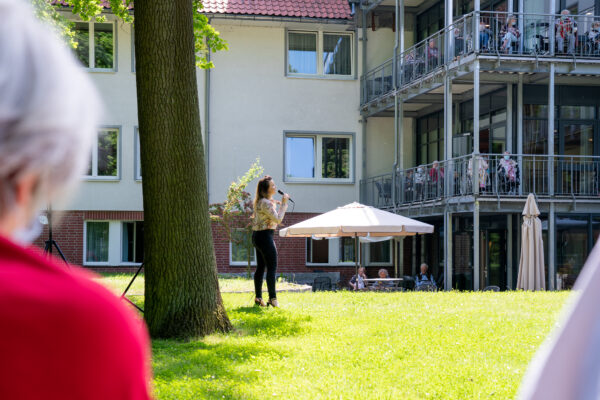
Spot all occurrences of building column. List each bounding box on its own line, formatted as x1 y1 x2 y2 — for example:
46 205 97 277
398 237 404 277
517 74 523 195
412 236 417 275
444 211 453 290
473 60 480 194
507 214 513 289
548 203 555 290
444 75 452 194
548 63 555 196
507 83 513 152
445 0 453 63
474 201 480 290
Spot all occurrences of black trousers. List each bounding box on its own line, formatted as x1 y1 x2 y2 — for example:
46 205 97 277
252 229 277 300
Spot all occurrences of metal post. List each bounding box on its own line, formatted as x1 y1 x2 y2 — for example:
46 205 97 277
548 63 555 196
507 83 513 152
507 214 513 289
549 1 556 56
473 60 480 194
474 0 481 53
445 0 453 64
393 0 399 90
444 211 453 290
474 201 480 290
549 202 555 290
517 74 523 195
393 96 399 209
444 75 452 197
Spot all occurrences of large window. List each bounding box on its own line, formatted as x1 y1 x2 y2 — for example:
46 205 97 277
230 230 256 266
74 21 116 70
417 112 444 165
87 128 119 179
367 240 392 265
287 31 352 77
85 221 109 263
122 222 143 263
285 133 352 182
306 238 329 264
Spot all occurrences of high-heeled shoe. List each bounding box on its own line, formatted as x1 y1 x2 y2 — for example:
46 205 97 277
267 298 279 308
254 298 266 307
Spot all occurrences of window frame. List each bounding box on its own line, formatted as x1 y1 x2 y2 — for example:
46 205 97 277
283 131 355 184
229 229 257 267
305 237 360 266
120 221 143 265
85 126 122 181
83 220 111 266
72 18 118 72
285 29 354 80
364 240 394 267
134 127 142 181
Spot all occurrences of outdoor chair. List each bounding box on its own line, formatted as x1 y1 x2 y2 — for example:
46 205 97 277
415 283 437 292
483 285 500 292
374 181 391 207
312 276 332 292
401 275 415 291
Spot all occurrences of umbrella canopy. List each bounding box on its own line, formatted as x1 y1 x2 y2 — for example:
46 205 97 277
517 194 545 290
279 202 434 238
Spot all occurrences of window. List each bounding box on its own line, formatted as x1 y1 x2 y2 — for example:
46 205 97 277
86 128 119 179
85 221 109 263
230 230 256 266
339 237 356 263
122 222 143 263
134 128 142 180
367 240 392 265
306 238 329 264
285 133 352 182
287 31 352 77
74 21 116 70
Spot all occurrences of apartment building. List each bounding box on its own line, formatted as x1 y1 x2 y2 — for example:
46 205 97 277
360 0 600 290
39 1 403 283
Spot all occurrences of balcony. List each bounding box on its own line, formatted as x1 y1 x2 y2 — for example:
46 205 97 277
361 11 600 107
361 154 600 212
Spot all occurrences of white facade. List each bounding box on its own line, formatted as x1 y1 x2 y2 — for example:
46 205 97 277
66 15 365 215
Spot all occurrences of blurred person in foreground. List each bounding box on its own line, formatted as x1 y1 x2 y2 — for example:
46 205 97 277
519 241 600 400
0 1 152 399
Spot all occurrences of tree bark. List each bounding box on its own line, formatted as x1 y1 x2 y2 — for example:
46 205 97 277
134 0 231 338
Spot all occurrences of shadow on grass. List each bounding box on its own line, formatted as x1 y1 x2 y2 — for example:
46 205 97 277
150 305 312 399
152 339 281 400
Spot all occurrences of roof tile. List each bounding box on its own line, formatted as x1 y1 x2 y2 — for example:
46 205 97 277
201 0 352 20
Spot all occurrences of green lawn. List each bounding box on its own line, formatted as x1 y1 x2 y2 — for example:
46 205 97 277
96 275 569 400
95 273 310 296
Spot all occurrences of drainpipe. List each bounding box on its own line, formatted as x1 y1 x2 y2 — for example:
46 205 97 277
392 0 400 209
204 19 212 199
361 6 368 192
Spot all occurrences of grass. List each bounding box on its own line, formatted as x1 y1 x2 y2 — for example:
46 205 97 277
95 273 309 296
96 274 570 400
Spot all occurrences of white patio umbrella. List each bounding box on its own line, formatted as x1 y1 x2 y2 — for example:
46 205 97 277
517 193 545 290
279 202 434 282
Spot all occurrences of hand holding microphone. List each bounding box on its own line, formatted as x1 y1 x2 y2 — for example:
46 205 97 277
277 190 294 203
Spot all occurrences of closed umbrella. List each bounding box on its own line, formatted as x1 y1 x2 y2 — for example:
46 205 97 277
517 193 545 290
280 202 434 283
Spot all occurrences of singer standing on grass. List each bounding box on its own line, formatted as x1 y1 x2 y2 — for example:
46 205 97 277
251 176 290 308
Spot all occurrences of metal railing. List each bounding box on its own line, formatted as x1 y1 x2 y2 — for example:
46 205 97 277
360 154 600 208
361 11 600 106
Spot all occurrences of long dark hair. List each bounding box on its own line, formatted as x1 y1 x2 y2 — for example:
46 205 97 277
253 175 272 212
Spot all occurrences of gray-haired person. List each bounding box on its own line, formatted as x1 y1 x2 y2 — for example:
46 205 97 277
0 1 152 399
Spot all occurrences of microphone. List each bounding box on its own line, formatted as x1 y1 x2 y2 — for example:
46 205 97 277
278 190 294 203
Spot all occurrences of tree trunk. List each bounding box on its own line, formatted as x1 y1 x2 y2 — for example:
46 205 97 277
134 0 231 338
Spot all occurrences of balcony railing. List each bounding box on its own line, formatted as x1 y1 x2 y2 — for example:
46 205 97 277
361 11 600 106
360 154 600 209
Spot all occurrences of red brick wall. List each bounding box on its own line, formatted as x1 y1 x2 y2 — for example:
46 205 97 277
32 210 387 284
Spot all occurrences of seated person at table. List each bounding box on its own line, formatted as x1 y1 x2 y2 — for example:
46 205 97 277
373 268 396 290
349 267 368 291
415 263 437 290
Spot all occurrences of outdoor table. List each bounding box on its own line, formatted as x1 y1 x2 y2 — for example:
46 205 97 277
363 278 403 290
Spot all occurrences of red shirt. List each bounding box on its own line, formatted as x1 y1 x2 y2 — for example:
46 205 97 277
0 235 152 399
